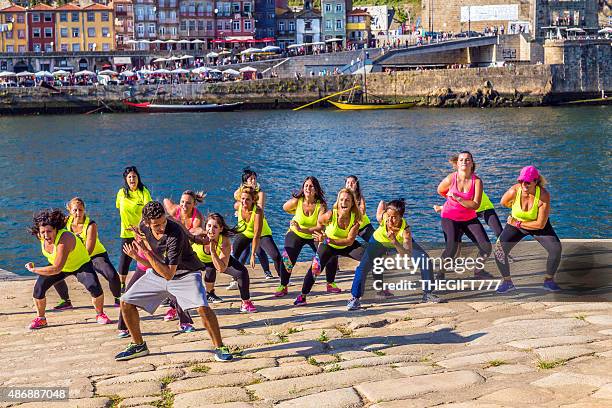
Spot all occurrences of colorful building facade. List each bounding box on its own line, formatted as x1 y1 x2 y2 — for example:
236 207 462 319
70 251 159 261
0 5 28 53
28 4 55 52
346 8 370 47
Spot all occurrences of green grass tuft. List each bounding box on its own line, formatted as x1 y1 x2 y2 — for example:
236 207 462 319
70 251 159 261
537 359 567 370
152 390 174 408
191 364 210 373
317 330 329 342
307 356 322 366
485 360 507 368
372 350 386 356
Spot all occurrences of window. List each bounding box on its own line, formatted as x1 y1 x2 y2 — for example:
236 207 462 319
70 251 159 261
336 19 342 29
336 4 342 12
159 25 165 35
224 21 231 30
289 21 295 31
232 3 239 13
244 20 251 30
44 12 52 22
89 42 95 50
60 12 67 22
102 12 109 22
6 45 14 52
60 44 68 52
171 27 177 35
33 43 41 52
197 20 204 30
224 3 230 14
148 23 155 34
88 27 96 37
278 21 284 31
44 27 53 38
5 30 12 39
33 28 41 38
17 14 24 23
217 20 222 30
72 28 80 37
137 23 145 35
189 20 196 31
244 2 251 13
180 20 187 30
159 11 165 20
232 20 239 30
72 12 79 22
305 21 311 30
18 45 26 52
87 12 95 22
102 27 109 37
32 13 40 23
207 20 213 30
72 43 80 51
325 4 331 12
117 4 124 12
18 29 25 39
103 43 110 51
60 28 68 37
325 20 332 29
45 43 53 52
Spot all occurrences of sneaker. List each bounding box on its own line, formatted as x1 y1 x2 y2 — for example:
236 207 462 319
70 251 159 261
240 300 257 313
227 280 238 290
207 292 224 303
282 250 294 273
263 270 273 280
115 342 149 361
376 289 394 299
326 282 342 293
96 312 112 324
53 299 73 311
496 280 516 294
179 323 196 333
274 284 288 297
28 316 48 330
114 297 121 307
214 345 233 362
474 270 495 279
117 330 130 338
311 254 322 276
543 279 562 292
163 308 178 321
422 293 447 303
347 297 361 311
293 294 307 306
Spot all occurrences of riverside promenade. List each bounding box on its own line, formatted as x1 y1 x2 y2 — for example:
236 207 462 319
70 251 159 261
0 240 611 408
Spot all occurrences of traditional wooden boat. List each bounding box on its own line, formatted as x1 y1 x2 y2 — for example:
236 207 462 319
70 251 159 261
123 100 243 112
328 100 416 110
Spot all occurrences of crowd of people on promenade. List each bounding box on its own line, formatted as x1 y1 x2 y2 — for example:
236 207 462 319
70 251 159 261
25 152 562 362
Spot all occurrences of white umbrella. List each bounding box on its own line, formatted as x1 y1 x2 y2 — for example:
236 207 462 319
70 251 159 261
165 39 177 43
239 66 257 72
178 39 190 44
171 68 190 74
74 70 96 76
154 68 172 74
262 45 280 52
191 39 205 43
241 47 263 55
180 55 194 59
137 69 153 75
0 71 16 77
598 27 612 34
151 40 164 44
35 71 54 77
206 52 219 58
99 69 118 75
120 70 136 76
209 68 222 73
138 39 151 43
218 50 232 55
170 56 182 61
287 43 303 49
223 69 240 76
311 41 326 45
191 66 210 74
53 70 70 76
16 71 35 77
153 57 168 63
125 39 137 44
325 38 343 42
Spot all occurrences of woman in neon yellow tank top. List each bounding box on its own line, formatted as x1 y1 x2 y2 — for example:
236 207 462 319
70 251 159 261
52 197 122 310
294 188 364 306
116 166 152 287
276 176 328 297
494 166 562 293
232 186 287 280
25 209 111 330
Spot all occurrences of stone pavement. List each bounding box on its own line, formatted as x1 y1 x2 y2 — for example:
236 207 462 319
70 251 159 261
0 241 611 408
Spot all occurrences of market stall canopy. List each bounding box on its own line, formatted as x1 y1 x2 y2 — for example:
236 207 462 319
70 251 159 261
238 66 257 72
52 70 70 76
287 43 303 49
311 41 326 45
191 39 205 43
180 55 194 59
74 70 96 76
154 68 172 74
218 50 232 55
168 56 181 61
137 69 153 75
171 68 190 74
151 40 164 44
153 57 168 63
99 69 118 75
178 39 190 44
262 45 281 52
191 66 209 74
35 71 54 77
120 70 135 76
598 27 612 33
223 69 240 76
124 39 137 44
208 68 222 73
0 71 16 77
206 52 219 58
325 38 343 42
241 47 263 55
138 39 151 43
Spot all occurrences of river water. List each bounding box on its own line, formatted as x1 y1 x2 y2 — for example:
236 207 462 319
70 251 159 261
0 106 610 275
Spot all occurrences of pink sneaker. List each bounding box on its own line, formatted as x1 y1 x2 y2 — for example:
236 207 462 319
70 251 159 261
274 285 288 297
96 313 112 325
240 300 257 313
326 283 342 293
29 316 48 330
163 308 178 321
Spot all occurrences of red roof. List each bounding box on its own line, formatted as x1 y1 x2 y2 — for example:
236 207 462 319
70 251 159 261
56 4 82 11
0 5 27 12
30 4 55 10
348 9 371 17
83 4 112 11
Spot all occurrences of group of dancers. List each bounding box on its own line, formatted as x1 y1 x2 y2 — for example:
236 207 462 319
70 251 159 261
25 152 562 361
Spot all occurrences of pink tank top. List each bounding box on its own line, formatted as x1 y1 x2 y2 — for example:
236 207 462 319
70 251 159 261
136 249 148 272
441 173 477 222
174 207 200 230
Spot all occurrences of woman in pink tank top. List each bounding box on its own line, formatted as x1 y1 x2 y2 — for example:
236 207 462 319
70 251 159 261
163 190 205 232
436 151 492 279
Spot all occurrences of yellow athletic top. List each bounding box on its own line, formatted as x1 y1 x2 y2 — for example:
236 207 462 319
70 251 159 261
325 209 356 249
477 191 495 212
41 229 91 272
116 187 152 238
192 235 223 264
291 198 321 240
238 203 272 239
512 186 541 222
66 215 106 257
373 217 407 248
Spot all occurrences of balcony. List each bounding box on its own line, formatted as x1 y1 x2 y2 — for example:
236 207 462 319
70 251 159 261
158 17 178 24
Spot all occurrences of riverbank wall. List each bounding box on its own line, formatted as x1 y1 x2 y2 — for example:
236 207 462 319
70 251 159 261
0 61 609 114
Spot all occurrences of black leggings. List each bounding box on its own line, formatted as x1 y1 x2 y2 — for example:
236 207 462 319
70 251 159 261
324 223 374 282
233 234 287 278
282 230 317 286
54 252 121 300
238 245 270 273
477 208 503 238
494 221 562 278
117 268 193 330
203 257 251 300
33 261 103 300
301 241 363 295
441 217 492 259
118 237 134 276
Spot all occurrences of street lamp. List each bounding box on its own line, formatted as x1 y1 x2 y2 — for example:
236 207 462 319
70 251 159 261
213 7 219 50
